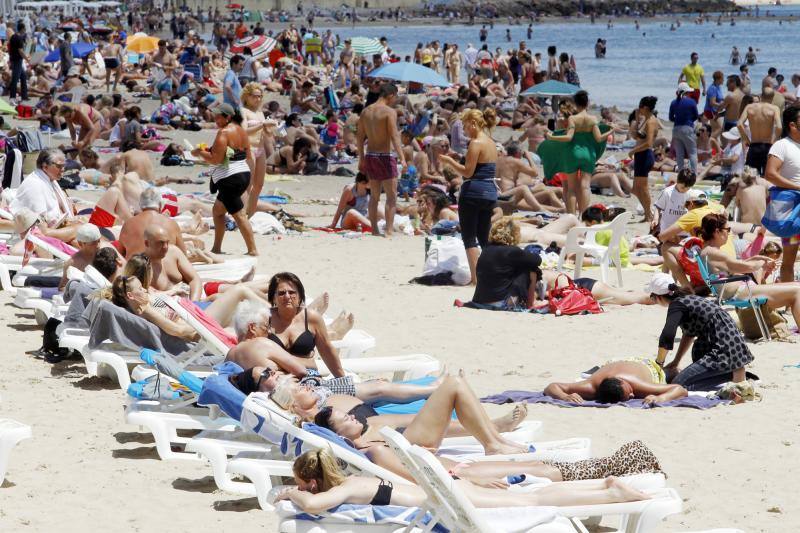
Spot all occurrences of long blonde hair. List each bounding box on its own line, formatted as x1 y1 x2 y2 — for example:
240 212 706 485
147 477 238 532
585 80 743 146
461 108 497 132
293 448 347 492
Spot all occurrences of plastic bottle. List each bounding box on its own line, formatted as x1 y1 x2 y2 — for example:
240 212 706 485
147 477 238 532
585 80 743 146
343 231 362 239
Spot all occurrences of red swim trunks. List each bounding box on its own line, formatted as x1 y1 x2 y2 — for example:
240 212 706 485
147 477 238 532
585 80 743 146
363 152 398 181
88 205 116 228
204 281 223 296
161 193 179 217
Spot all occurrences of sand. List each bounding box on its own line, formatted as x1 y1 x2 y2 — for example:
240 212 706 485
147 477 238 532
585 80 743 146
0 99 797 532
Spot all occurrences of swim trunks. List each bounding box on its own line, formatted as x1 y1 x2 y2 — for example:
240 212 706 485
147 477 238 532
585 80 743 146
104 57 120 69
781 234 800 247
88 205 116 228
204 281 223 296
161 193 179 217
363 152 398 181
744 142 771 176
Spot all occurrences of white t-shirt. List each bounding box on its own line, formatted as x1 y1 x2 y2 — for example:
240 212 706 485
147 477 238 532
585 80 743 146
768 137 800 185
654 184 688 232
723 142 744 175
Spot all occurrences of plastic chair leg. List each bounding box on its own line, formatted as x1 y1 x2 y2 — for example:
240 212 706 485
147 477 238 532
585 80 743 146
574 252 584 279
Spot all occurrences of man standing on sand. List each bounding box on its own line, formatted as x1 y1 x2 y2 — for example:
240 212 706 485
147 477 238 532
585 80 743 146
356 83 408 237
738 87 782 176
717 75 745 132
677 52 706 104
765 107 800 283
143 226 202 301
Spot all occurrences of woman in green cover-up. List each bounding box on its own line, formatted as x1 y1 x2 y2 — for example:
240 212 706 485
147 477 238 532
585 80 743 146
538 90 609 215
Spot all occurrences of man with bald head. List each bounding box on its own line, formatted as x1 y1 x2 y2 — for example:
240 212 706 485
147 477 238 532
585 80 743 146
738 87 782 176
144 225 202 300
118 187 186 258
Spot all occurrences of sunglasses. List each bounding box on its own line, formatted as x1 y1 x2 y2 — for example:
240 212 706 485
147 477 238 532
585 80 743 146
256 367 274 390
721 226 731 233
49 162 66 169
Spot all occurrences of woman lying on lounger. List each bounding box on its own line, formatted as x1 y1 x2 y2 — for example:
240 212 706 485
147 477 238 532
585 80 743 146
275 448 651 514
104 258 269 342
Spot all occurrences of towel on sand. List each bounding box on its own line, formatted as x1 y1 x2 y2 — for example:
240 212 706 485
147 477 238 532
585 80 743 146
481 390 728 409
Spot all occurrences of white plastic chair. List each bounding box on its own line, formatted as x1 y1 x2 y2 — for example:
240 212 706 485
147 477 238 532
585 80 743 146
0 418 32 484
557 211 633 287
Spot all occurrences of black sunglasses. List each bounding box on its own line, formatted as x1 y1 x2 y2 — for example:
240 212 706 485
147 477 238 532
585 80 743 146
256 368 274 390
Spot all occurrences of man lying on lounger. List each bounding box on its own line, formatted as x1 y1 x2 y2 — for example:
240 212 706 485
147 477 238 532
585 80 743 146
543 359 688 405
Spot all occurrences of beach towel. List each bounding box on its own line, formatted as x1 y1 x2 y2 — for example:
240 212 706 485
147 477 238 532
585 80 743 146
179 298 238 348
84 299 194 355
481 390 729 409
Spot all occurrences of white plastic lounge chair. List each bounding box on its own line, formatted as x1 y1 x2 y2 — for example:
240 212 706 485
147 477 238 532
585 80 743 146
0 231 74 295
384 427 681 533
557 211 633 287
0 418 32 484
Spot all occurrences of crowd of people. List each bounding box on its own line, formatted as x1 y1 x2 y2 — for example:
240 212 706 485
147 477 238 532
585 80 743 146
0 3 796 528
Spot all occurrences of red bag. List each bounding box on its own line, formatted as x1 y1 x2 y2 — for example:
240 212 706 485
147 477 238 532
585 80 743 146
547 274 602 316
677 237 705 288
15 105 33 118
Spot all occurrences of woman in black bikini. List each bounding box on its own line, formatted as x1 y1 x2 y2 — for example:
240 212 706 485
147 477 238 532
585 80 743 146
265 272 346 378
277 448 651 513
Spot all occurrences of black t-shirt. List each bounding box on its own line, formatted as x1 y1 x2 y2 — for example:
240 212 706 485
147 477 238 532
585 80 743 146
9 33 25 62
472 245 542 304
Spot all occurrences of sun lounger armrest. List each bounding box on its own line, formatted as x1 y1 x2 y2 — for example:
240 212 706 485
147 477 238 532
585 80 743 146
708 275 750 285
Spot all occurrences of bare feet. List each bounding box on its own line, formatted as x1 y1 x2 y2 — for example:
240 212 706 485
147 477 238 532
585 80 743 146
307 292 330 315
241 265 256 283
606 476 651 502
484 441 529 456
494 403 528 433
328 311 355 340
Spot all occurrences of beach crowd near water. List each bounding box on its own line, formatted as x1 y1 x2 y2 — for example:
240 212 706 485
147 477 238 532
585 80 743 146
0 1 798 531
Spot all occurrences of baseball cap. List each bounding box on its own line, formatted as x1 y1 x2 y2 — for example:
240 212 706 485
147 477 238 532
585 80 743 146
76 223 101 243
685 189 708 202
677 82 692 94
213 103 236 117
646 273 676 296
722 128 741 141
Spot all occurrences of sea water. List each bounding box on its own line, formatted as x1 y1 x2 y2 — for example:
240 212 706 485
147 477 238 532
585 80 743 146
319 6 800 115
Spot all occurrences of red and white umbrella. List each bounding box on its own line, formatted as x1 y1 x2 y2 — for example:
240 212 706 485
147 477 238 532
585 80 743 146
229 35 276 60
225 3 243 9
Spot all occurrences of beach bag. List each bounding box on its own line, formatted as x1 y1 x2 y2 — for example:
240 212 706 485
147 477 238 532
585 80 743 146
735 306 793 342
547 274 602 316
422 235 471 286
678 237 706 288
761 187 800 238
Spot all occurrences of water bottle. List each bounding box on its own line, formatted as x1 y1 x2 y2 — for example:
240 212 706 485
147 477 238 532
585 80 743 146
343 231 362 239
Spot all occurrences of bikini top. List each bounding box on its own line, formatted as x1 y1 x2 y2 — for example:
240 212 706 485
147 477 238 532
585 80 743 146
268 308 316 357
369 479 393 506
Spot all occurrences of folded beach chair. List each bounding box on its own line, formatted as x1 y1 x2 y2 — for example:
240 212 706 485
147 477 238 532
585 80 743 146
0 418 32 484
382 427 681 533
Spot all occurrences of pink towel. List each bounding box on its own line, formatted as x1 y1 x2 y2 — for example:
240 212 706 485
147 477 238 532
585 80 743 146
30 228 78 256
741 232 765 260
179 298 238 349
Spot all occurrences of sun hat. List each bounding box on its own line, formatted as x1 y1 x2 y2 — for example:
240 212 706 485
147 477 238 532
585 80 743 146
646 272 676 296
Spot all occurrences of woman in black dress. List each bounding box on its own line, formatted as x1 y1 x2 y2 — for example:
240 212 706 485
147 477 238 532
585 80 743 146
648 273 754 390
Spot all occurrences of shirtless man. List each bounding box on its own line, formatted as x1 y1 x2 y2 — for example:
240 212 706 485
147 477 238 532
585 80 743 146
143 225 202 300
544 359 688 406
727 168 770 224
497 144 563 212
338 40 354 87
80 148 156 183
58 224 102 290
738 87 782 176
101 36 124 92
118 188 187 258
717 75 744 132
356 83 408 236
88 163 140 229
151 40 179 93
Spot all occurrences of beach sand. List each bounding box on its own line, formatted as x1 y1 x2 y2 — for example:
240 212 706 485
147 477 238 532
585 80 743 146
0 103 797 532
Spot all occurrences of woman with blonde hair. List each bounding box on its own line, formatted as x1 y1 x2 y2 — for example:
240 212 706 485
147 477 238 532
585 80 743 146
276 448 651 514
438 108 499 284
240 82 273 217
469 216 544 309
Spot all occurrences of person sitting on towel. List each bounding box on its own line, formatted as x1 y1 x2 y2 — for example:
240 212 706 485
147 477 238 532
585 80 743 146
543 358 688 405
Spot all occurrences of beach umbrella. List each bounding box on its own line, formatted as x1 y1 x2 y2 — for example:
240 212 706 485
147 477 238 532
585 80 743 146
43 42 97 62
268 48 285 67
336 37 385 57
367 61 451 87
520 80 580 97
126 33 160 54
89 25 114 36
229 35 276 60
226 3 243 8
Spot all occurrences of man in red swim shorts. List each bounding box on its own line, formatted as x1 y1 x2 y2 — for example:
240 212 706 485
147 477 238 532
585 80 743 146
356 82 408 236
